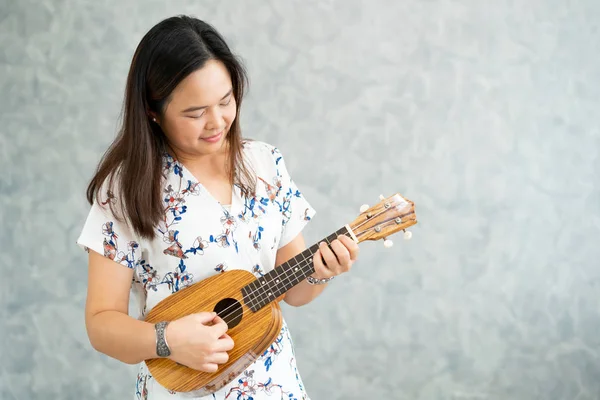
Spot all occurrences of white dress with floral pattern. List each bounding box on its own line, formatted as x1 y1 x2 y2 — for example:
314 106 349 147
77 140 316 400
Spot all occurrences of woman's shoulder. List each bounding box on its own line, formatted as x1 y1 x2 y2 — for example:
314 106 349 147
242 138 279 156
241 139 285 170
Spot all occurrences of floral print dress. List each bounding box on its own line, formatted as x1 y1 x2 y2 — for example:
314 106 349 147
77 140 316 400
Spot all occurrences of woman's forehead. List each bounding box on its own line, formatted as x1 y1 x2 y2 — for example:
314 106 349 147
169 60 233 109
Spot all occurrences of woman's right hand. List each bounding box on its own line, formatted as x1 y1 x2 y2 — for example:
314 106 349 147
165 312 234 372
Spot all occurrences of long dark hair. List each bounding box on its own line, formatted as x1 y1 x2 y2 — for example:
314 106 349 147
86 15 254 240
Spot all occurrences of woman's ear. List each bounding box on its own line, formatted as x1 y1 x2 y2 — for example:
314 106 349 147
148 113 160 125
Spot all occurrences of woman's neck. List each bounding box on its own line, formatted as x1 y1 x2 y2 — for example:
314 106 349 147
168 144 229 176
176 148 233 204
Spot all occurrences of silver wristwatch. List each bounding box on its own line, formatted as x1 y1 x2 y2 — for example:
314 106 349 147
155 321 171 358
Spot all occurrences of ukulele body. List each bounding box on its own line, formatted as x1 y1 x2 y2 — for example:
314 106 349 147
144 269 283 396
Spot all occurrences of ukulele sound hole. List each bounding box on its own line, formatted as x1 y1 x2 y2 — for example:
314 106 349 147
214 298 243 329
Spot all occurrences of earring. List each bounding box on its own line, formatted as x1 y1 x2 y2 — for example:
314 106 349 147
152 117 157 122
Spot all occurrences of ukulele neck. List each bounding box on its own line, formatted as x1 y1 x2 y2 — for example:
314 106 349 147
241 226 352 312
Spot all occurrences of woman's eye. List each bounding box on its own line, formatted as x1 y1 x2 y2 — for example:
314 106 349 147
220 98 231 106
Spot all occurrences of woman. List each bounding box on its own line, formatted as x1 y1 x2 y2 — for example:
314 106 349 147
77 15 359 400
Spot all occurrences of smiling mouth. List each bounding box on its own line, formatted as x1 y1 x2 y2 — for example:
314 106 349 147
201 130 224 142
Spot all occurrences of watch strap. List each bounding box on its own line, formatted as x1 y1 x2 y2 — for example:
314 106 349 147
155 321 171 358
306 275 335 285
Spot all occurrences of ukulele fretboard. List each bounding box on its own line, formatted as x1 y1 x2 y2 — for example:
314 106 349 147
241 226 351 312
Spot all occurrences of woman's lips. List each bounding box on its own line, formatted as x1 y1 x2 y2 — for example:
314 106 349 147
201 130 223 143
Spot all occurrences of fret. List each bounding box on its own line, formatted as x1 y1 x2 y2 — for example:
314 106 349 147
261 274 277 302
247 279 259 295
262 270 285 301
280 264 297 292
242 283 259 312
286 262 304 289
255 272 278 307
335 226 349 239
286 262 304 290
322 227 350 246
293 252 305 266
274 262 298 296
337 225 349 238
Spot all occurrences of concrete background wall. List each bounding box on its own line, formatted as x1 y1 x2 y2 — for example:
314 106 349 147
1 0 599 399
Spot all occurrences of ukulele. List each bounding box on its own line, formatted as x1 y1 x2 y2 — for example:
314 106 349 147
144 193 417 395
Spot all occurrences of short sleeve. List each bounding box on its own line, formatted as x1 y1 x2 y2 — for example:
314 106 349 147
76 187 142 269
269 147 317 249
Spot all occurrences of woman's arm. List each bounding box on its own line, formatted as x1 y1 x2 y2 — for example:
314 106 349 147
85 250 233 371
85 250 158 364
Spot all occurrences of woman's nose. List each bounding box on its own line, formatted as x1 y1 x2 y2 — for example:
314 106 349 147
205 107 224 130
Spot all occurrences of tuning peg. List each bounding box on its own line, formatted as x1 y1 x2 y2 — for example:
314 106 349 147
403 230 412 240
359 204 370 213
383 239 394 248
379 194 385 200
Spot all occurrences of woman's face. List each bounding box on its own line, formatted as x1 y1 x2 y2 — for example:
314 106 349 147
157 59 237 160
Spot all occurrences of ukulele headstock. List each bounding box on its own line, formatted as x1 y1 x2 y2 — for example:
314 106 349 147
348 193 417 248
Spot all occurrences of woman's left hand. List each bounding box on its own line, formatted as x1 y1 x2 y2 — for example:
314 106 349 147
312 235 359 279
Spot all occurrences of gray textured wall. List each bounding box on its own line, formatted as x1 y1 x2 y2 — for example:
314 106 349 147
1 0 599 399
